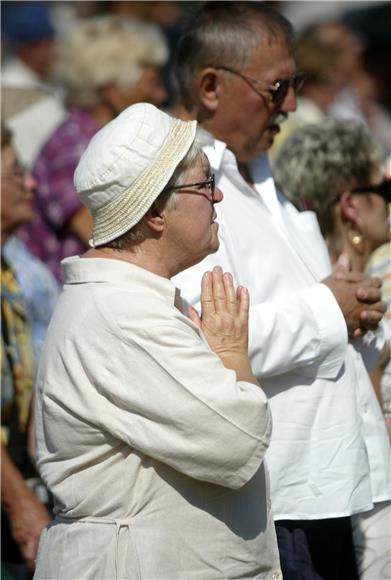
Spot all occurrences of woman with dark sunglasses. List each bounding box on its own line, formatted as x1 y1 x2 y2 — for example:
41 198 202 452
273 118 391 580
273 118 390 273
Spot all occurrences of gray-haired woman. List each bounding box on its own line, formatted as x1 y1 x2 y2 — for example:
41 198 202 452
273 118 391 580
273 118 390 271
33 103 280 579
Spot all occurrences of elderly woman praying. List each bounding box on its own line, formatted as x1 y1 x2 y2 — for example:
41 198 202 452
33 103 280 580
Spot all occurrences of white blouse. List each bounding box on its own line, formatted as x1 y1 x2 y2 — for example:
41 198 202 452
34 257 281 580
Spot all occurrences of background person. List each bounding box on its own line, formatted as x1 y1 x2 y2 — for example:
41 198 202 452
273 117 391 580
273 119 390 278
1 2 67 169
1 1 56 89
171 3 390 578
34 103 281 580
17 14 168 283
1 126 51 580
1 89 60 360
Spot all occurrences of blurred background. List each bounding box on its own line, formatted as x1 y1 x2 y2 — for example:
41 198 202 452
2 1 391 126
1 3 390 579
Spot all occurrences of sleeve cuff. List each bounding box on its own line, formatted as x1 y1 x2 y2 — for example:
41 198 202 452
302 283 348 378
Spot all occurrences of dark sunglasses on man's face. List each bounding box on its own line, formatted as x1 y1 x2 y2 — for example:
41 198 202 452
267 71 306 103
215 66 306 104
351 179 391 203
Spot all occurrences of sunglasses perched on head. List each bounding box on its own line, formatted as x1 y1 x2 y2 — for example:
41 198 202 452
215 66 306 103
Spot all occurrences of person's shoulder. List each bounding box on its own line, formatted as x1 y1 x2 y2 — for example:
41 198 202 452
34 108 97 166
4 236 60 295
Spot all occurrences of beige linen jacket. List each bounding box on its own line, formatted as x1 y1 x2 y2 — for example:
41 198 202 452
34 257 281 580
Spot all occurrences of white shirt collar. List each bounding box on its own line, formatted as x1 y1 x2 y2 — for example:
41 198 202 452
204 137 284 226
62 256 178 306
203 138 228 172
203 137 272 187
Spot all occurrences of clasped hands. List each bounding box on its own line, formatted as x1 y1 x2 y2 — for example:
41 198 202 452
189 266 257 384
322 254 386 338
188 256 386 376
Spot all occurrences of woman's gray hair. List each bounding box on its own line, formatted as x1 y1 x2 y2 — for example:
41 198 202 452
104 127 214 251
272 119 384 239
174 1 294 110
162 126 214 207
54 15 167 108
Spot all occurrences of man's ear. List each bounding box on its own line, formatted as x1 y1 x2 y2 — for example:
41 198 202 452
198 67 221 113
339 190 359 226
143 200 166 234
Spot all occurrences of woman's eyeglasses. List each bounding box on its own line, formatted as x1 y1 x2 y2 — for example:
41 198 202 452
1 164 28 183
167 174 216 203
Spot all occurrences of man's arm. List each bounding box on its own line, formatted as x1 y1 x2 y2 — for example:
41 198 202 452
174 250 385 380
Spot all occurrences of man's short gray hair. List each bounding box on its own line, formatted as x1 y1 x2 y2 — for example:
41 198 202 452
54 15 167 108
273 119 384 239
174 1 294 110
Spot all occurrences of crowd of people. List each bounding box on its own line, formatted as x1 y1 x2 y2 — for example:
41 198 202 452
1 2 390 580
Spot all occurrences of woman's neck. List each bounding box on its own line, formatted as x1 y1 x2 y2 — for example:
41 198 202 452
83 244 172 279
329 239 369 273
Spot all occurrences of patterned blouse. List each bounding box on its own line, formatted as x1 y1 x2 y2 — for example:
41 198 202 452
1 257 35 472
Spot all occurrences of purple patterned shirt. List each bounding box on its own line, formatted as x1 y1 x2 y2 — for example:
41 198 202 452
18 108 100 284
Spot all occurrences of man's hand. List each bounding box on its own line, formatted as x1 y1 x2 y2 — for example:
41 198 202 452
322 254 386 337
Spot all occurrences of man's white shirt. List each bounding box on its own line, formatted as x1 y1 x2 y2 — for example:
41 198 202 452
173 139 391 520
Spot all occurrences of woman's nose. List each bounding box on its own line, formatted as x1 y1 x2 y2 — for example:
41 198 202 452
214 186 224 204
24 171 37 194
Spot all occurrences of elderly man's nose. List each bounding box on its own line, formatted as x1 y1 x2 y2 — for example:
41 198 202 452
280 86 297 113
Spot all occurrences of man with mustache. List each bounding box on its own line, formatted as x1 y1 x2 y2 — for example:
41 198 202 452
173 3 391 579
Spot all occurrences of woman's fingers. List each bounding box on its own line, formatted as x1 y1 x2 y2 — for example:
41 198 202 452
200 267 248 327
212 266 227 313
237 286 250 320
198 268 250 357
188 305 201 328
200 271 215 315
223 271 237 313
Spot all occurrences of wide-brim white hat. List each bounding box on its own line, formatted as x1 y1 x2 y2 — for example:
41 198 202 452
74 103 197 247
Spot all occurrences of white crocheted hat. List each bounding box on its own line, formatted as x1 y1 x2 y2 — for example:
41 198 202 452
74 102 197 247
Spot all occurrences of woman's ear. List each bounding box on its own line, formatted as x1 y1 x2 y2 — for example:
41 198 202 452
339 190 359 226
143 200 166 234
198 67 220 113
339 191 366 253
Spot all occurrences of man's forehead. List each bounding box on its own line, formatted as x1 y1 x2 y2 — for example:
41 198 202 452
246 36 296 76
